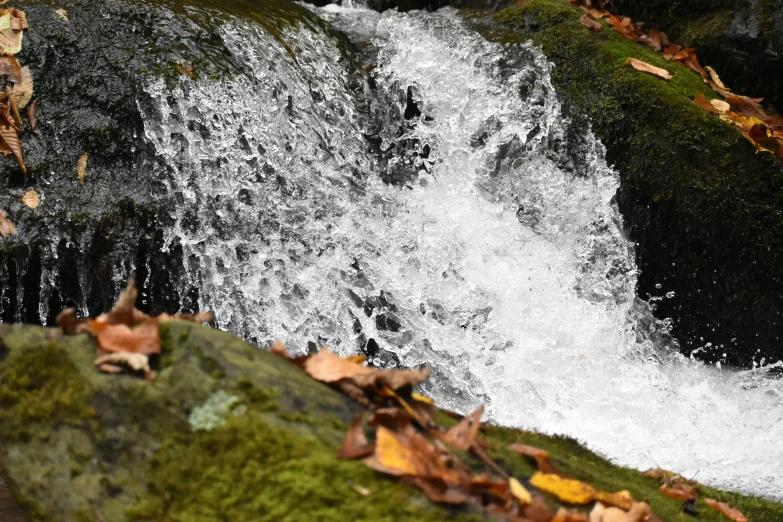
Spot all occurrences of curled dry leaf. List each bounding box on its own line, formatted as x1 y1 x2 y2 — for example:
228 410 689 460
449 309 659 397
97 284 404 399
304 348 430 392
337 413 374 459
693 93 719 114
11 65 32 109
77 153 88 185
98 276 149 327
579 14 602 32
55 9 68 21
26 97 38 134
0 123 24 173
0 208 16 239
529 472 595 504
704 498 748 522
0 9 26 55
21 188 38 209
438 405 483 450
624 58 672 80
0 54 20 82
705 66 729 92
711 99 730 113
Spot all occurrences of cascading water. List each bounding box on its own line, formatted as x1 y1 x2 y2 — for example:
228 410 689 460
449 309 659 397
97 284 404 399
139 4 783 498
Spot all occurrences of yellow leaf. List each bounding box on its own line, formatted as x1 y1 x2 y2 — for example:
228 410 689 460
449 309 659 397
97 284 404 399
411 392 433 404
364 426 418 476
529 472 595 504
509 477 532 504
77 153 87 185
594 489 633 510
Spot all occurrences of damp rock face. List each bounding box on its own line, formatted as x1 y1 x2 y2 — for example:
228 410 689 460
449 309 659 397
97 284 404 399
0 0 341 326
485 0 783 366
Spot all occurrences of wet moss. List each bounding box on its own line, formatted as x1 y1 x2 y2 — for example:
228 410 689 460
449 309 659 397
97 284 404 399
128 414 484 522
0 343 94 442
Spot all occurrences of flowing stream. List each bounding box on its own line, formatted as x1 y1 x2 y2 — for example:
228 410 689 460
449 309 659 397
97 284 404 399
136 4 783 498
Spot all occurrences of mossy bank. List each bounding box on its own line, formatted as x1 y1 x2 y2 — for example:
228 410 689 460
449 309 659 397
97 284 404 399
473 0 783 366
2 322 783 521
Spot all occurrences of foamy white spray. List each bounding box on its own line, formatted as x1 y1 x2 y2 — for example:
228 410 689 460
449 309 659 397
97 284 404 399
141 5 783 498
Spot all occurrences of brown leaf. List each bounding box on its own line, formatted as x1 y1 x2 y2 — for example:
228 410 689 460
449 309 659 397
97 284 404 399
0 54 20 82
304 348 430 392
0 124 24 173
508 443 567 476
158 311 215 323
21 188 38 209
704 498 748 522
640 29 662 51
77 153 87 185
337 413 374 459
694 93 719 114
551 507 589 522
469 473 509 500
27 98 38 134
0 9 24 55
607 15 638 41
662 43 681 60
682 54 707 78
579 14 602 32
411 477 470 505
705 66 729 92
580 5 608 19
659 483 696 501
97 277 149 327
86 318 161 355
56 307 83 334
95 351 151 374
269 339 292 358
10 65 32 109
0 208 16 240
624 58 672 80
438 405 483 450
725 95 768 120
522 494 556 522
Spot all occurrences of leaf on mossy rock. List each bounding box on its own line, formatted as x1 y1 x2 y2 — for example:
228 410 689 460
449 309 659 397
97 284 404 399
0 208 16 240
624 58 672 80
594 489 634 510
529 472 595 504
437 405 483 450
87 318 161 355
508 442 567 477
579 14 602 32
21 188 39 209
509 477 532 504
704 498 748 522
95 351 152 375
337 413 374 459
693 93 719 114
304 348 430 391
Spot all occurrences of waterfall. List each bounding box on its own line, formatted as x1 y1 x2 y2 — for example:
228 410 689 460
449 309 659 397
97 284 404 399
139 5 783 498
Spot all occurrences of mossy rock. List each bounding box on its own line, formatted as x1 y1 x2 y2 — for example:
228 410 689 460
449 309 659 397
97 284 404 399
2 322 783 521
476 0 783 366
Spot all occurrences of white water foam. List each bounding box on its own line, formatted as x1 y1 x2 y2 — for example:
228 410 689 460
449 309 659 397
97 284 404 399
141 7 783 498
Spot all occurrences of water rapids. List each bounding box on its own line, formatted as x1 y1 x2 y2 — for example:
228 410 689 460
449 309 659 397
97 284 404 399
135 4 783 498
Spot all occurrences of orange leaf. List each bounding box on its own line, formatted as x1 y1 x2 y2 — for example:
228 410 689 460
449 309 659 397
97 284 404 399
624 58 672 80
438 405 483 450
87 318 161 355
640 29 662 51
704 498 747 522
659 483 696 501
97 277 150 327
608 15 638 41
304 348 430 391
579 14 602 32
694 93 719 114
705 66 729 92
337 413 374 459
594 489 634 510
529 472 595 504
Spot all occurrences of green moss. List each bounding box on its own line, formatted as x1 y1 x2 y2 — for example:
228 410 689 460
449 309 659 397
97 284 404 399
128 414 484 522
0 343 94 442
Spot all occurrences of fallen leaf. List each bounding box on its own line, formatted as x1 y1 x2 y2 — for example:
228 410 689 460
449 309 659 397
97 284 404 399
77 153 88 185
97 276 149 327
509 477 532 504
710 99 730 113
659 483 697 501
0 54 20 82
725 95 768 120
412 477 470 504
304 348 431 392
269 339 291 358
682 54 708 78
580 14 602 31
624 58 672 80
705 66 729 92
55 9 68 21
580 5 608 19
158 311 215 323
411 392 433 404
95 351 151 373
0 9 25 55
622 502 651 522
594 489 634 510
0 208 16 239
337 413 374 459
640 29 662 51
704 498 748 522
469 473 509 500
21 188 38 209
10 65 32 108
522 494 556 522
529 472 595 504
508 443 566 476
86 318 161 355
56 307 83 334
600 506 628 522
27 98 38 134
589 502 605 522
694 93 719 114
607 15 638 41
438 405 483 450
662 43 681 60
0 123 24 173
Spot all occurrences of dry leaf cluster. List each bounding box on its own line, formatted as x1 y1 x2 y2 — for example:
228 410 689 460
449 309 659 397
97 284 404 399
643 469 747 522
270 344 663 522
0 9 34 173
570 0 783 157
56 277 214 380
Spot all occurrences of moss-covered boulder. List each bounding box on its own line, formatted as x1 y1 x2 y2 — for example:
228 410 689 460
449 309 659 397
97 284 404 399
1 321 783 521
476 0 783 366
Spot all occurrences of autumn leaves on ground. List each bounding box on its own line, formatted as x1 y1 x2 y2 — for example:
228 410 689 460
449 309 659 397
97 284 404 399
48 277 753 522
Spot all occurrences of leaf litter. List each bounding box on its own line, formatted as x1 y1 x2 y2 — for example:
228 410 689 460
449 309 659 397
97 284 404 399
570 0 783 158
